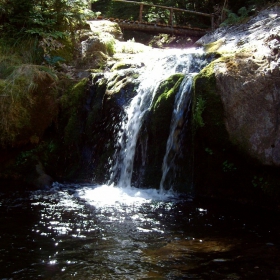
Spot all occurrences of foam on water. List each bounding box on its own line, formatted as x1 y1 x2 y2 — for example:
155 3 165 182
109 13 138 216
77 184 176 208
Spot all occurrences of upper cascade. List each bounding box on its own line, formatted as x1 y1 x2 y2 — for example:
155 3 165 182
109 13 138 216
106 48 211 190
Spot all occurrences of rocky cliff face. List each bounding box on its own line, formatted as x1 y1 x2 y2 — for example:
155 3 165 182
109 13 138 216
196 5 280 166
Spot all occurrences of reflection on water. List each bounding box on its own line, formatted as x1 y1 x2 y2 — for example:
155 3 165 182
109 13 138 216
0 183 280 279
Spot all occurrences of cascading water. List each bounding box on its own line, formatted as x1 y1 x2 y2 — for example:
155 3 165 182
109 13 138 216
109 49 202 189
109 49 211 191
159 52 211 191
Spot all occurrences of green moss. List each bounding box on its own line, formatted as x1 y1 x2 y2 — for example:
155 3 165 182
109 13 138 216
152 74 184 111
64 113 80 145
193 96 206 128
0 65 59 147
192 60 231 192
144 74 184 187
111 62 132 71
192 61 227 141
193 96 280 206
60 78 89 146
204 39 224 53
50 37 74 63
61 78 88 109
191 58 272 202
151 73 184 142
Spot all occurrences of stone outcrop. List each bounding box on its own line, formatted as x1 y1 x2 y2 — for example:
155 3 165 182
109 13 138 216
196 4 280 166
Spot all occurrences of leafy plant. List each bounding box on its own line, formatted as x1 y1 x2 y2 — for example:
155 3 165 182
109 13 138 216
104 37 116 56
220 7 249 26
222 160 237 172
252 176 269 190
0 0 96 56
193 96 206 128
205 147 213 155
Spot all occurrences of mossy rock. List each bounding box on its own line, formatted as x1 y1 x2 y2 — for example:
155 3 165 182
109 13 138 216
151 73 184 138
191 58 277 204
0 66 59 147
142 73 184 187
192 61 228 144
204 39 224 53
111 62 133 71
192 60 231 189
61 78 88 110
50 37 75 63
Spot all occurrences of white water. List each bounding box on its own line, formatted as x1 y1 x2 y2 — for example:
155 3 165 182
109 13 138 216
77 184 175 208
109 48 204 190
76 49 209 207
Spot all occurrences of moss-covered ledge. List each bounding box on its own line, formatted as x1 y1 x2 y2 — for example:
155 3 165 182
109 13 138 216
141 73 184 187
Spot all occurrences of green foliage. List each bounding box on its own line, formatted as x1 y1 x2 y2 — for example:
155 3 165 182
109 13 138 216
222 160 237 172
193 96 206 128
104 37 116 56
220 7 249 26
252 175 270 192
61 78 88 145
0 37 45 65
205 147 213 155
0 52 21 79
145 7 170 24
17 0 94 33
93 0 277 29
0 0 96 60
0 63 58 147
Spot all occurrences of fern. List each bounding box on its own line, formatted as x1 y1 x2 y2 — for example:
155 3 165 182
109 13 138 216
193 96 206 128
220 7 249 26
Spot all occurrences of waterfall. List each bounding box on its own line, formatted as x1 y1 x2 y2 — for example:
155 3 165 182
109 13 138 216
159 74 194 192
159 53 212 191
108 49 210 189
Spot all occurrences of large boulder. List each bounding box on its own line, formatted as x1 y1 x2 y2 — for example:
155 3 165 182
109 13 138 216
192 5 280 205
215 52 280 166
196 5 280 166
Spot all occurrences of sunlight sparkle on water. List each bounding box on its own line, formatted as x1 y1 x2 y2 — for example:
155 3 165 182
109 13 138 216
77 184 175 208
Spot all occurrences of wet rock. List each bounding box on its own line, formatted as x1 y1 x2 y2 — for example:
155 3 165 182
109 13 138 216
35 162 53 188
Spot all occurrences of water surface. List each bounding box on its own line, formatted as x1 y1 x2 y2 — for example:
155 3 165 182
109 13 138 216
0 183 279 279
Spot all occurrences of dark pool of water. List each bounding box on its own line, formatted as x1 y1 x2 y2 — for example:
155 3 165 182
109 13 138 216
0 182 280 280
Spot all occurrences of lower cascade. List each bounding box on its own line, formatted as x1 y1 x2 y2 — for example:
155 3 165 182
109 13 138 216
67 48 212 207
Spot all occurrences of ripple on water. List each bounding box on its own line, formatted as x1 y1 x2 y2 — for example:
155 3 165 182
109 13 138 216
1 182 280 279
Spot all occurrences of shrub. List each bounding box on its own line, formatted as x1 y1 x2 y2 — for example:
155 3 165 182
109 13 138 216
0 64 58 146
220 7 249 26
